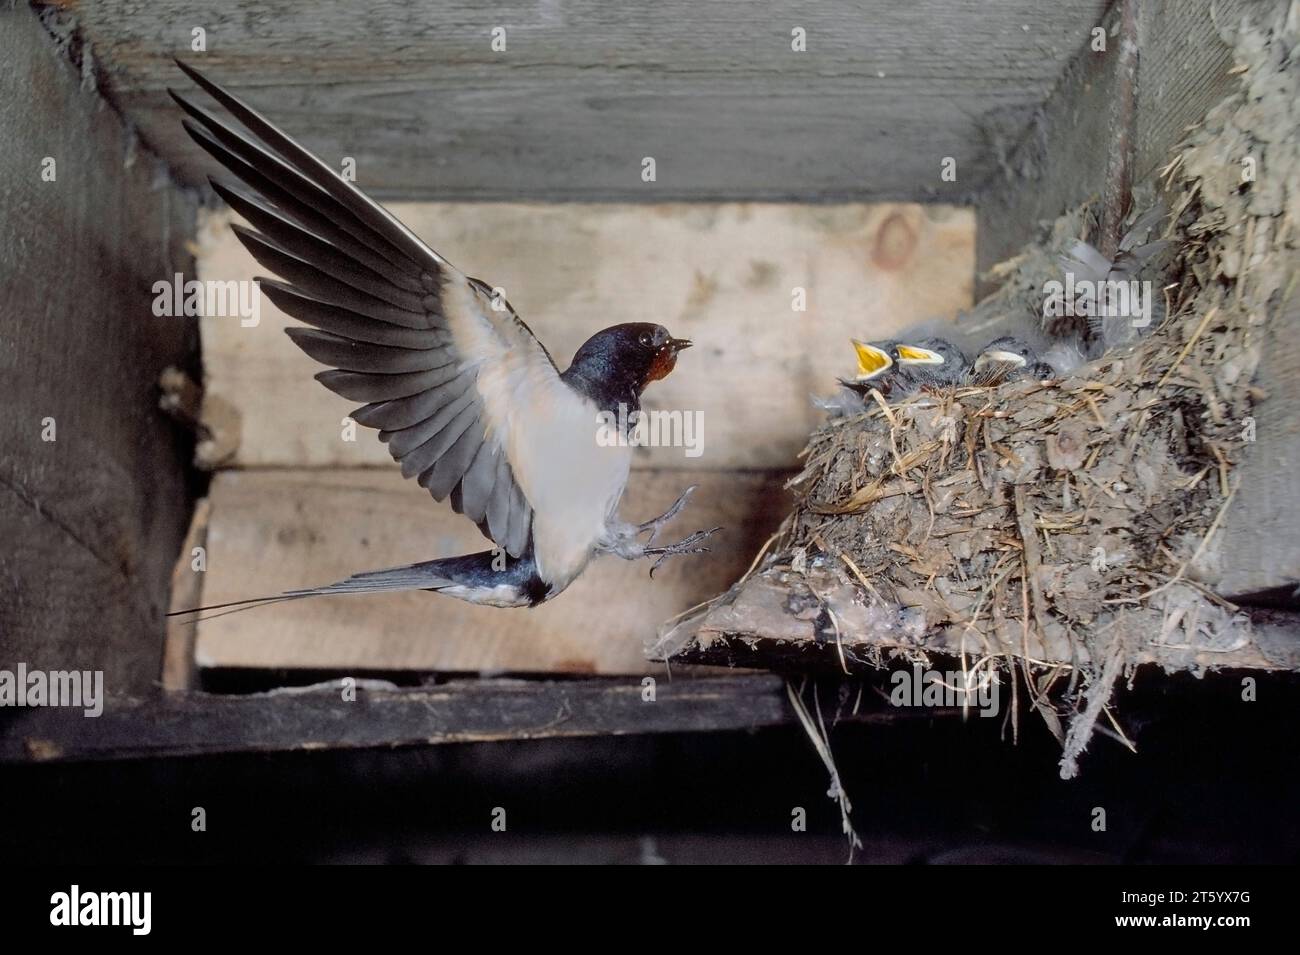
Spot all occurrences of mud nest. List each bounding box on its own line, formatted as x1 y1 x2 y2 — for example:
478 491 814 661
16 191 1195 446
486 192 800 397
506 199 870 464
658 2 1298 778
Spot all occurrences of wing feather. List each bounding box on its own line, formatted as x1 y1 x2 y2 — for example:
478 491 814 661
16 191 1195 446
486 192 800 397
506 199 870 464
381 385 478 459
173 62 549 555
259 279 441 349
407 399 480 488
315 365 459 403
459 440 501 526
425 423 485 502
284 327 448 374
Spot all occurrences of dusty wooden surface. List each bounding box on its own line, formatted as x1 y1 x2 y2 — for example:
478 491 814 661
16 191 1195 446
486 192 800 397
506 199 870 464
1216 252 1300 599
60 0 1108 201
193 469 790 674
197 202 974 471
0 673 934 763
163 497 209 691
0 674 824 762
0 3 197 695
976 0 1245 277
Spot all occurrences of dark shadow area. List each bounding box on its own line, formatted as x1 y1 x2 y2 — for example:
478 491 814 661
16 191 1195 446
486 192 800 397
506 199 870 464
1 669 1295 864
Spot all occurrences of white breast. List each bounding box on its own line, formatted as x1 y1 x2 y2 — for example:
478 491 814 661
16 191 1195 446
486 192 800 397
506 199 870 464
440 278 632 587
509 383 632 588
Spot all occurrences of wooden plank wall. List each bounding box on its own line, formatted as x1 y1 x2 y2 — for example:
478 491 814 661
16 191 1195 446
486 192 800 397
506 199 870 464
976 0 1247 276
1217 280 1300 597
61 0 1108 201
191 203 975 674
0 3 198 696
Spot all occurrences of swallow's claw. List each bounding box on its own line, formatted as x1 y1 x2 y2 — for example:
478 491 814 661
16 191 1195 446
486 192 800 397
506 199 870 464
645 526 722 577
637 485 699 546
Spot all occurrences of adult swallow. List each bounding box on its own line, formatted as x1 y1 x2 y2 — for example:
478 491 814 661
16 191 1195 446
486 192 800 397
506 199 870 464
166 62 714 617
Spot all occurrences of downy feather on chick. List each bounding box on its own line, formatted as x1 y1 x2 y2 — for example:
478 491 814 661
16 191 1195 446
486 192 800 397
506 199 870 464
1053 205 1171 354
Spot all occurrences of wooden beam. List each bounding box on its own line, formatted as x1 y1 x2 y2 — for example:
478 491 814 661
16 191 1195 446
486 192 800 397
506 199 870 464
1095 0 1138 261
0 3 197 695
60 0 1107 201
976 0 1246 278
1217 294 1300 598
0 674 915 763
163 498 210 691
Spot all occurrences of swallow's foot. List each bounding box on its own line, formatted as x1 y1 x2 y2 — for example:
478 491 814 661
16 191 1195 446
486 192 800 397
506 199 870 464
636 484 698 545
596 487 720 570
644 526 722 577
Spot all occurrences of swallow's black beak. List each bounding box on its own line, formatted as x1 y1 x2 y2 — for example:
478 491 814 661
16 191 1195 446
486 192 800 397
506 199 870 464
646 337 692 384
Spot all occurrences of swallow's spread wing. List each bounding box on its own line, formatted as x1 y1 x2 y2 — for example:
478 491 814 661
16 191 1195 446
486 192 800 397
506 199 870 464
171 61 552 558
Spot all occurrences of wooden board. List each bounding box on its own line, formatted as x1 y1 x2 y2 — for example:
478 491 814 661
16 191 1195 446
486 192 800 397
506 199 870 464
196 202 974 470
2 674 903 762
976 0 1246 276
193 469 791 674
62 0 1108 201
0 3 197 695
1217 292 1300 598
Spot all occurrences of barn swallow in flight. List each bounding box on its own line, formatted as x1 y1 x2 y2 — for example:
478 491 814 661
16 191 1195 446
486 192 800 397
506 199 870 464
166 61 715 616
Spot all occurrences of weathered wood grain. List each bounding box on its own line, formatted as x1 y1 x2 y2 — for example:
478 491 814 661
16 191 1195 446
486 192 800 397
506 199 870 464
163 497 209 691
976 0 1245 276
1217 293 1300 598
192 468 791 674
60 0 1107 200
0 674 840 762
197 202 974 470
0 3 197 695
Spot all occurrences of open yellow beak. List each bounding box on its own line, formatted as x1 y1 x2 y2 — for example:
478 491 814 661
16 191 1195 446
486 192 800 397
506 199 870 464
897 345 944 365
852 340 893 378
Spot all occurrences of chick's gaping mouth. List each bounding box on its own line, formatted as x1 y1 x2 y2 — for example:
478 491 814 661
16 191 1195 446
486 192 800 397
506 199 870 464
851 340 893 378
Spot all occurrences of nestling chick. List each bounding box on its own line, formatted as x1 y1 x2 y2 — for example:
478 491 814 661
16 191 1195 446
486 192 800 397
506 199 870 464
838 339 904 397
971 336 1052 385
894 338 969 389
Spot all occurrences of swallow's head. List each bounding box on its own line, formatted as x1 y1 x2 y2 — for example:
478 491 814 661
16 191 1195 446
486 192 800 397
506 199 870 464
973 336 1034 374
850 339 898 380
570 323 692 397
899 340 972 384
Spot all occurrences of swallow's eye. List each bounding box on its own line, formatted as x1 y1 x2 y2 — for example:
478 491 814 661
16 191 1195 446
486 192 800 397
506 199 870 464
639 332 655 349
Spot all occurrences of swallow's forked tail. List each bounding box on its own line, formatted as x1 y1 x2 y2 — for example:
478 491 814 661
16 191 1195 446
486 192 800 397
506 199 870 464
168 548 550 622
